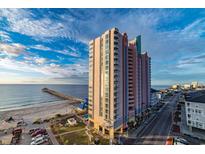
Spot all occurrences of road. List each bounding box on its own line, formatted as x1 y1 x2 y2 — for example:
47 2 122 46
135 94 180 145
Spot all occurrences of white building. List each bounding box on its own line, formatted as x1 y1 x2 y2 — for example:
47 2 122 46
172 84 179 89
183 84 191 90
67 118 77 126
156 93 162 100
191 82 198 89
151 93 158 106
185 93 205 130
151 92 161 106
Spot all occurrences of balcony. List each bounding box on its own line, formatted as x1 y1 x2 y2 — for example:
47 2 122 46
114 30 119 34
114 36 118 40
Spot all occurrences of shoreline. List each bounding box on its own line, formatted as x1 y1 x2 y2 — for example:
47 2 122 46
0 99 62 113
0 100 76 131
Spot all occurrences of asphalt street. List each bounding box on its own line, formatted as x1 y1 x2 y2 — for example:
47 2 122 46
135 94 179 145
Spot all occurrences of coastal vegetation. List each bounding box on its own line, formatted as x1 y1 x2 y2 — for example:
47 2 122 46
33 118 43 124
56 130 89 145
51 122 85 134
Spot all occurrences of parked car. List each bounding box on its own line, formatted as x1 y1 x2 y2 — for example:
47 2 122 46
172 124 180 133
29 128 41 135
31 134 49 142
31 129 47 137
174 137 189 145
144 121 149 125
30 137 48 145
31 134 43 141
11 136 20 145
11 128 22 144
17 120 27 127
12 128 22 136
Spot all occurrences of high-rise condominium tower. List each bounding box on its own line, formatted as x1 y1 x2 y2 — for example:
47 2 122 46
129 37 151 116
88 28 151 139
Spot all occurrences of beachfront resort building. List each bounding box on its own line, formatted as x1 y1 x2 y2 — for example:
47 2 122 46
88 28 151 138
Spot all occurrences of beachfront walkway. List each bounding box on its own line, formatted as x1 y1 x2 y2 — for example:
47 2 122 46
44 123 59 145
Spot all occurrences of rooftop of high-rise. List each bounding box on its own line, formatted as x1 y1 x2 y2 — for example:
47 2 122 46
185 90 205 104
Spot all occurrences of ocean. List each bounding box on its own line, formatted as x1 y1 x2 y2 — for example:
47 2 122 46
0 84 88 112
152 85 170 90
0 84 169 112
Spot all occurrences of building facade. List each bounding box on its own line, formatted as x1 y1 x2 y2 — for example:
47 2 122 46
185 92 205 130
88 28 151 138
128 36 151 116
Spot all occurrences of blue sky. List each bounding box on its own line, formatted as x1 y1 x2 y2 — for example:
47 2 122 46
0 9 205 85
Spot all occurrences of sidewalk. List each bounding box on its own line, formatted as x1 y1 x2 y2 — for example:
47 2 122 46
44 123 59 145
54 128 85 136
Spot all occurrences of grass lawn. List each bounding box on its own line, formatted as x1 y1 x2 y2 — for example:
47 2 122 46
56 130 89 145
51 122 85 135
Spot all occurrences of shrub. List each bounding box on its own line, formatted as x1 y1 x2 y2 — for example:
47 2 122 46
64 139 69 145
43 119 50 123
33 118 42 124
55 114 62 118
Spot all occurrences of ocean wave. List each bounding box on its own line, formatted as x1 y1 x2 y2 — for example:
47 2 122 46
0 84 88 112
0 99 64 112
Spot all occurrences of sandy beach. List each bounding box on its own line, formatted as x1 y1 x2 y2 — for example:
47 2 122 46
0 100 75 131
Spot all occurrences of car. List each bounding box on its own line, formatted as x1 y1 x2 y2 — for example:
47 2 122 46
29 128 41 135
30 137 48 145
31 129 47 137
31 134 49 142
174 137 189 145
31 134 43 141
144 121 149 125
172 124 180 133
17 121 27 127
12 128 22 136
31 130 43 137
11 136 20 145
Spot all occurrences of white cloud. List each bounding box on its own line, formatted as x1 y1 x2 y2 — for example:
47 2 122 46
0 31 11 42
30 44 52 51
30 44 81 57
1 9 205 84
180 19 205 39
0 9 75 41
0 43 26 57
0 71 24 84
34 57 47 65
0 57 88 80
54 49 81 57
10 18 66 38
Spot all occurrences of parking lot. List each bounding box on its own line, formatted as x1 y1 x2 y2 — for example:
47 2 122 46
10 120 53 145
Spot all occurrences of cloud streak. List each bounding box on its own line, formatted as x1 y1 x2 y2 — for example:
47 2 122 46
30 44 81 57
0 43 26 57
0 8 205 85
0 57 88 83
